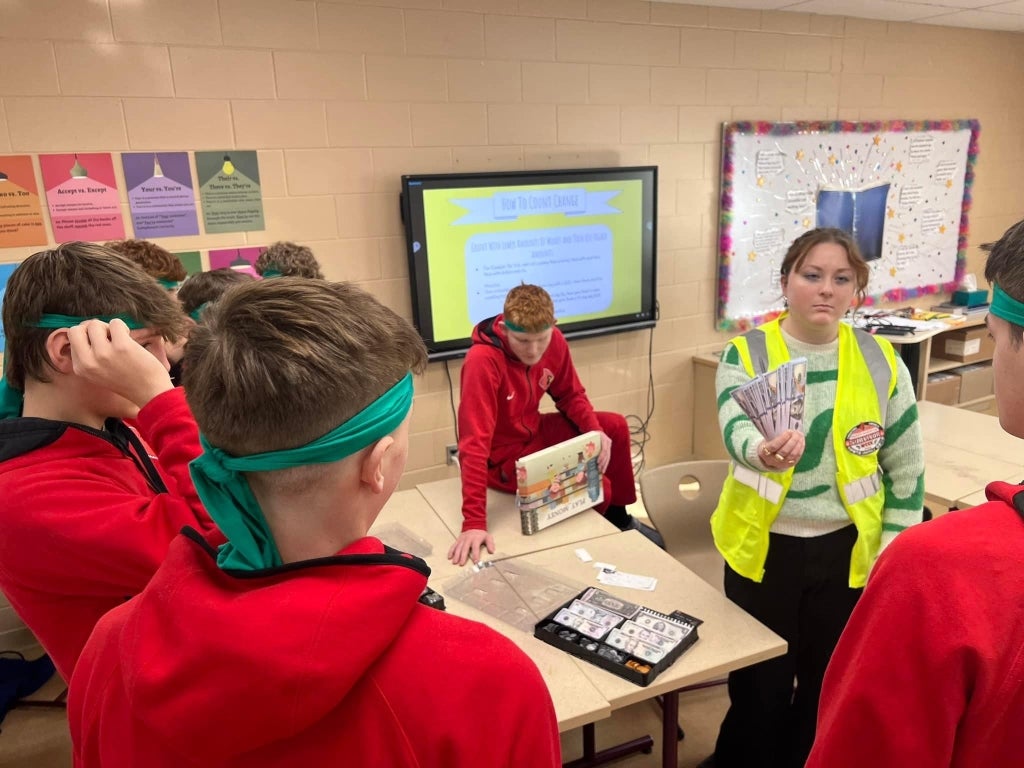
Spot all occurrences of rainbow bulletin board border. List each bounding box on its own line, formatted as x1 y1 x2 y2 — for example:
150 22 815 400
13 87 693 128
717 119 980 332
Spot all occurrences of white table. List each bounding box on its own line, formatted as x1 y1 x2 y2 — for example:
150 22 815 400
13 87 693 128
503 531 786 768
369 488 462 582
417 477 619 563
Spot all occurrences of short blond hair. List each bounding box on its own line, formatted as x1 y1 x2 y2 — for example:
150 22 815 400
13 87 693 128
503 284 555 332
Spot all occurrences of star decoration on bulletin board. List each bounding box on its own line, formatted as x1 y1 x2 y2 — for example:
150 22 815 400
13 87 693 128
945 179 953 188
890 267 898 277
898 233 906 243
795 149 805 160
748 250 758 261
757 177 766 187
873 135 882 146
939 225 947 234
895 161 903 172
887 208 895 219
828 155 837 165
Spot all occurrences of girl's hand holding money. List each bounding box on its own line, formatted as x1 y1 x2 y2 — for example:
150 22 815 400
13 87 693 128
758 429 805 471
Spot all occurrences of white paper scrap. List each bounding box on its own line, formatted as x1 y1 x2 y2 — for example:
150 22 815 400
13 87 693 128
597 570 658 591
575 548 593 563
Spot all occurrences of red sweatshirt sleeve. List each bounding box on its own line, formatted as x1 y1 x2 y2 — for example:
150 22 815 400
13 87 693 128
457 351 500 531
806 531 967 767
134 387 218 538
37 389 219 595
546 332 601 434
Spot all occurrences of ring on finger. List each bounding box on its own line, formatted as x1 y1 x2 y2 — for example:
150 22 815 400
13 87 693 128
774 452 785 461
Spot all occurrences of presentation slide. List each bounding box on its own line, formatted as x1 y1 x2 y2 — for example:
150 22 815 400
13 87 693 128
422 180 646 343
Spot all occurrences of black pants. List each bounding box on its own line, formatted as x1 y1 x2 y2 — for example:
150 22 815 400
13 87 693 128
713 525 862 768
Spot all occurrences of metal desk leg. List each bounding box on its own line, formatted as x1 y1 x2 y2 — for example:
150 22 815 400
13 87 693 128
563 722 654 768
660 690 680 768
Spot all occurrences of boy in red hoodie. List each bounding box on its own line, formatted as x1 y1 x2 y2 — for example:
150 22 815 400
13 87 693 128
449 283 662 566
69 278 561 767
806 219 1024 768
0 242 218 683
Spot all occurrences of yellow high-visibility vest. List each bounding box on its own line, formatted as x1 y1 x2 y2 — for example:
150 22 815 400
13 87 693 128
711 316 898 588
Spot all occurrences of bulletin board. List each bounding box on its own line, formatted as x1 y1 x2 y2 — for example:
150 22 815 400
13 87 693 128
717 119 980 331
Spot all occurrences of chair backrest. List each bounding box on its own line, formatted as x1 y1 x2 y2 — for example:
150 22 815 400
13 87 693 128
639 460 729 592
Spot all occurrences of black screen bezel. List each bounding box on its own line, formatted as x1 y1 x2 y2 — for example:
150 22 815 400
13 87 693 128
400 165 658 361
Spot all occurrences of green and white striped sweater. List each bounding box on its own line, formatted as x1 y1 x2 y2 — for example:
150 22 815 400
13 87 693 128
714 327 925 552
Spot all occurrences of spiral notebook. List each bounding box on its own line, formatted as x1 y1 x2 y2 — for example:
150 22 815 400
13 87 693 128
515 430 604 535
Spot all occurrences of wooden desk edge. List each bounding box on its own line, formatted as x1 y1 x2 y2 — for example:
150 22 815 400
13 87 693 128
584 638 787 711
558 703 614 734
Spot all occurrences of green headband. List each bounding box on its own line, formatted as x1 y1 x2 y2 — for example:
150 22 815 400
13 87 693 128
991 284 1024 326
189 372 415 572
503 319 552 333
28 313 145 330
157 278 181 290
188 302 209 322
261 268 282 278
0 314 147 420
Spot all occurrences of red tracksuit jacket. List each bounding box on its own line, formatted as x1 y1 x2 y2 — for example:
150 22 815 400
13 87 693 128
69 531 562 767
807 481 1024 768
0 388 219 682
458 315 603 531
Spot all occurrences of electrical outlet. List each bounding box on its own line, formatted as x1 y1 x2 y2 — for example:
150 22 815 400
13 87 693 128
445 444 459 465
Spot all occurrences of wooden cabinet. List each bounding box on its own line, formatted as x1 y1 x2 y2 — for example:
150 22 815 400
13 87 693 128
895 316 994 410
690 315 995 460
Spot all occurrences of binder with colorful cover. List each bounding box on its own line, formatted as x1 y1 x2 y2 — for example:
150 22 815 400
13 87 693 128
516 430 604 535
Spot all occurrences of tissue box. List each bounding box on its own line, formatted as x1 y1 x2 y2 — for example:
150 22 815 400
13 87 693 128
952 289 989 307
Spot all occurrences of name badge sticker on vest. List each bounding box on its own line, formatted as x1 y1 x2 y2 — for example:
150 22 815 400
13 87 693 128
845 422 885 455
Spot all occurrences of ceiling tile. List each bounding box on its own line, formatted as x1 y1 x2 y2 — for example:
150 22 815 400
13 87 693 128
922 8 1024 28
781 0 950 21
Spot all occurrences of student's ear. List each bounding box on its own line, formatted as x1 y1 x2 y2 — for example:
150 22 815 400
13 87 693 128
359 435 396 494
44 329 75 374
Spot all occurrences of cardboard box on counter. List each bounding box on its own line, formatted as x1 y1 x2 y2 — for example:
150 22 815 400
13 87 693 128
926 372 961 405
954 363 994 404
934 326 995 364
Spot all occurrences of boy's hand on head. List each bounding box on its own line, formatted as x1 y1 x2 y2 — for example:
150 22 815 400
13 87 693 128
68 319 174 411
447 529 495 567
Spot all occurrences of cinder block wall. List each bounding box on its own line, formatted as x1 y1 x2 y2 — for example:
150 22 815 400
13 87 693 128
1 2 1022 641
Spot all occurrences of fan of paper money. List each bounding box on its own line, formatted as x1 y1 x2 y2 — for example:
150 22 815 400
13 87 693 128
730 358 807 438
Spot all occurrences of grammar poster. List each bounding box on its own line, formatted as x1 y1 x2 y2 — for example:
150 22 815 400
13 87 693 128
209 246 264 277
38 152 125 242
122 152 200 239
0 156 48 248
174 250 203 275
195 151 264 234
0 262 20 352
420 180 645 343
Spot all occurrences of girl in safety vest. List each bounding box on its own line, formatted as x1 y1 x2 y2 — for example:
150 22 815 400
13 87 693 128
701 228 925 768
